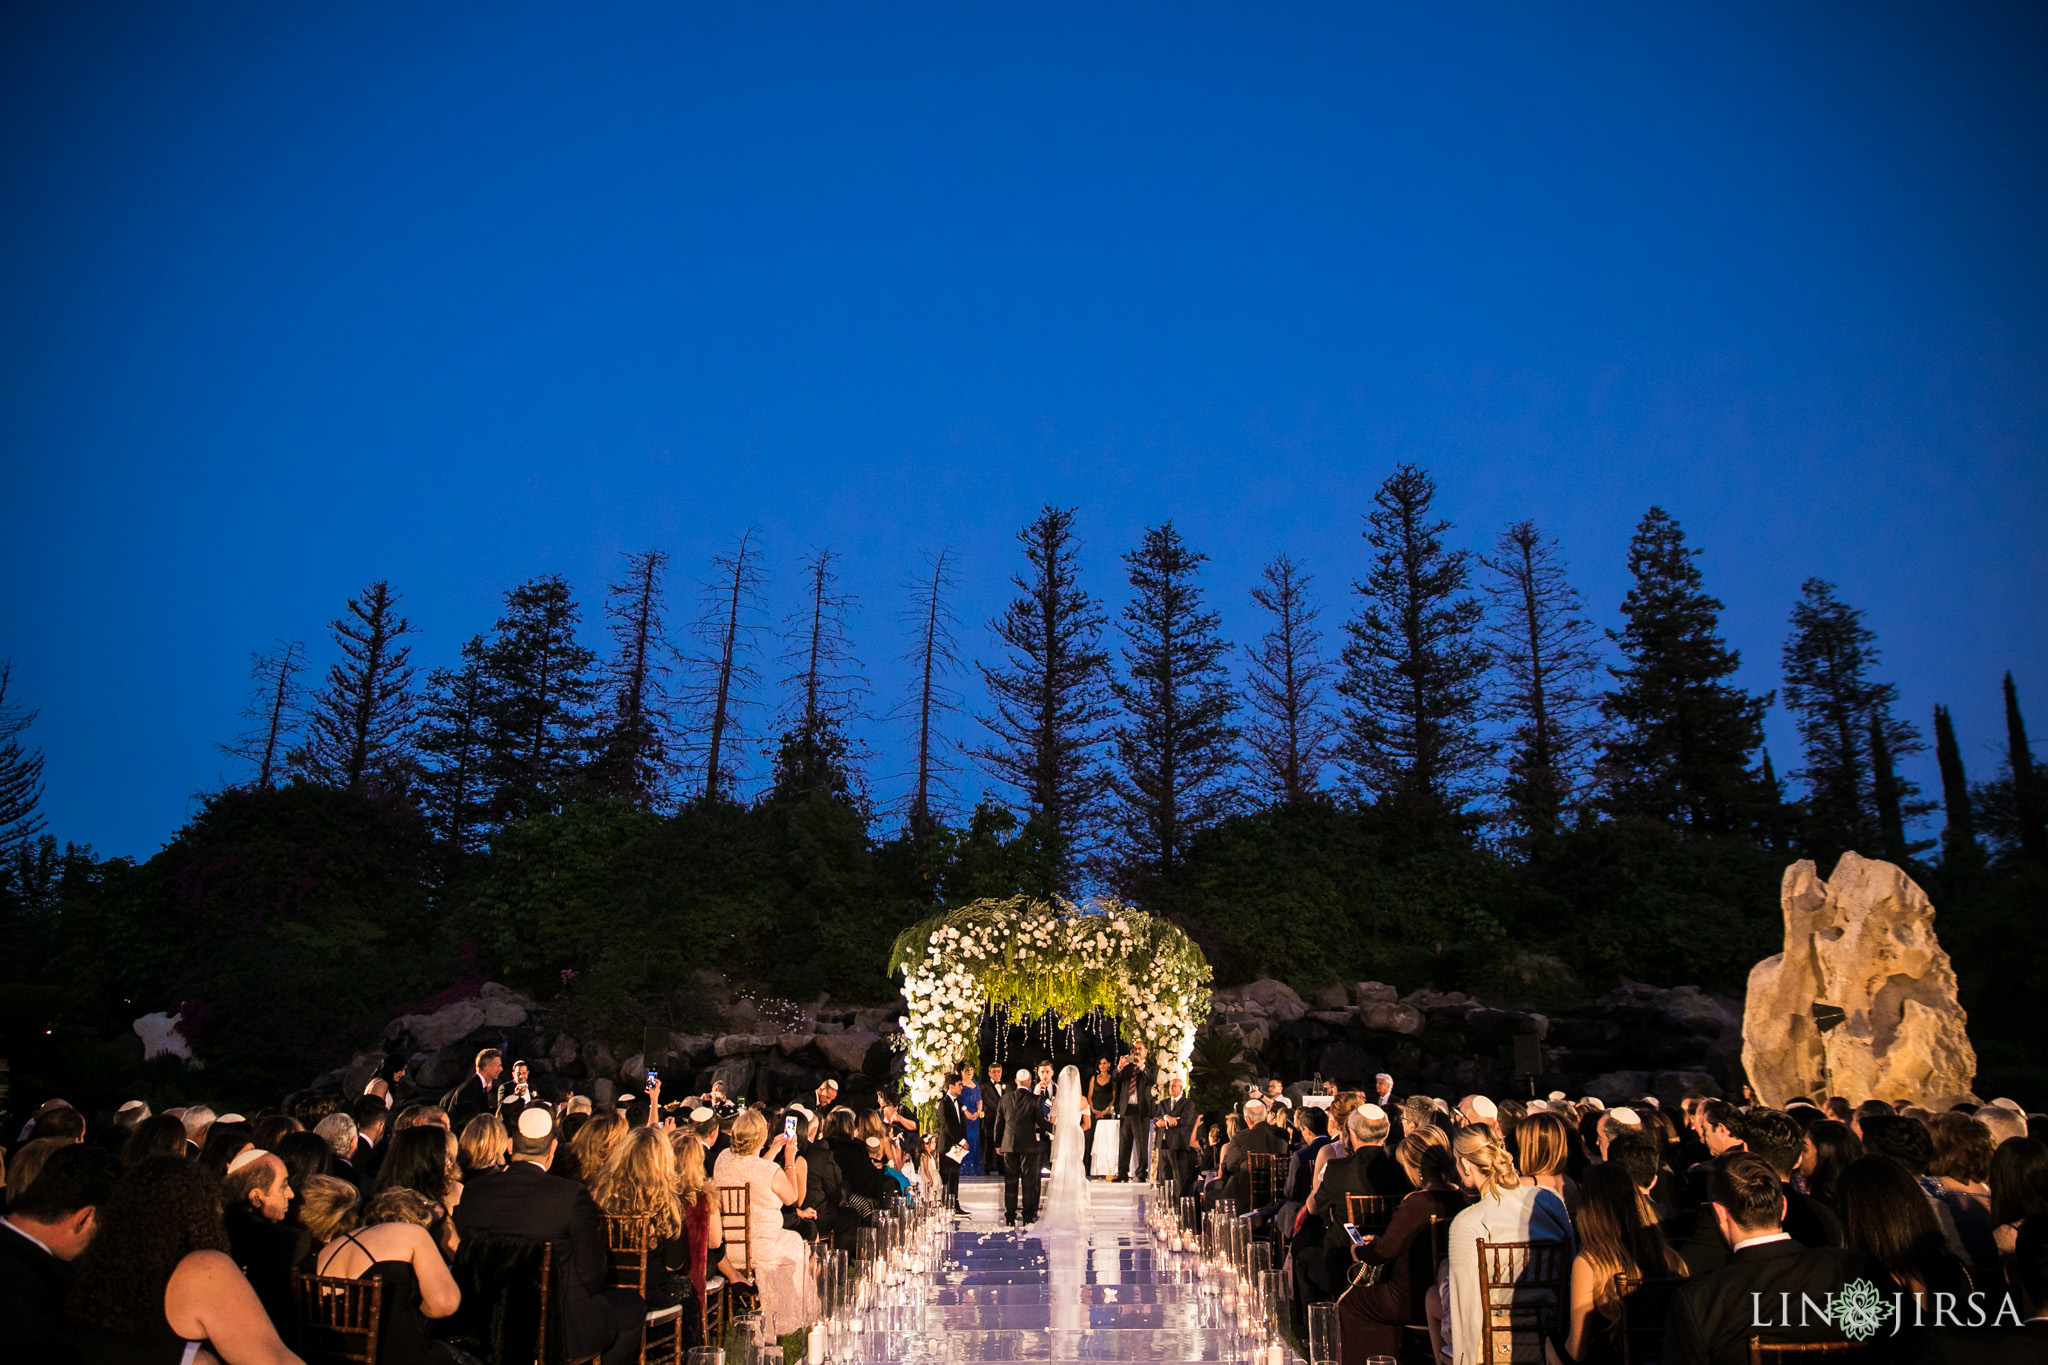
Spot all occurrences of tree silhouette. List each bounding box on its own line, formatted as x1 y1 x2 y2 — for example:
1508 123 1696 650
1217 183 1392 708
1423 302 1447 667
688 530 766 804
0 662 46 855
590 549 675 808
418 638 492 861
479 575 596 824
770 548 866 806
220 639 307 792
291 581 420 793
900 550 963 841
1243 554 1337 807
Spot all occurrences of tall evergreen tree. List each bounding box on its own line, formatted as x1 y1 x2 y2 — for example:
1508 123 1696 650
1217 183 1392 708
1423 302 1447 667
1481 520 1602 845
0 662 46 856
901 550 962 841
1107 522 1239 891
770 549 866 806
975 506 1111 896
1337 465 1492 825
1243 554 1337 807
589 550 674 808
290 581 420 793
1598 508 1769 834
2005 672 2048 863
689 530 766 804
479 575 596 825
418 638 492 860
220 640 307 791
1932 704 1982 872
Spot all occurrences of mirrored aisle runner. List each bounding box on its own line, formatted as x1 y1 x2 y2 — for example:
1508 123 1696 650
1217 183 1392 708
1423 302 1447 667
858 1178 1284 1365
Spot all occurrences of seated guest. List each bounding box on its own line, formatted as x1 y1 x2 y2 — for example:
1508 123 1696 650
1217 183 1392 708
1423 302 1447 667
1 1144 119 1363
1860 1113 1969 1260
250 1114 302 1154
1792 1119 1860 1223
1678 1108 1839 1275
1276 1105 1332 1231
1992 1137 2048 1258
200 1121 257 1183
1306 1106 1400 1298
66 1156 301 1365
1336 1127 1463 1364
349 1097 390 1184
1562 1162 1685 1364
1928 1111 1998 1267
1595 1107 1643 1160
1456 1094 1502 1141
33 1106 88 1145
369 1125 464 1259
1836 1154 1969 1308
566 1110 629 1186
1977 1104 2030 1147
713 1110 815 1336
457 1114 509 1182
455 1107 643 1365
7 1137 75 1208
273 1129 336 1226
1219 1098 1290 1213
303 1174 462 1365
313 1114 360 1186
180 1105 217 1156
221 1151 308 1346
826 1109 895 1231
1516 1110 1580 1216
1445 1125 1573 1365
1661 1152 1883 1365
591 1129 695 1314
666 1133 723 1348
1915 1214 2048 1362
122 1115 192 1169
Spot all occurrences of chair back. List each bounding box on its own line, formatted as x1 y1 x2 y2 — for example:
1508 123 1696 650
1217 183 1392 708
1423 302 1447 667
1344 1192 1391 1234
605 1213 656 1296
450 1231 569 1365
717 1184 753 1273
292 1271 384 1365
1612 1274 1685 1364
1246 1152 1283 1208
1475 1237 1570 1363
1746 1341 1868 1362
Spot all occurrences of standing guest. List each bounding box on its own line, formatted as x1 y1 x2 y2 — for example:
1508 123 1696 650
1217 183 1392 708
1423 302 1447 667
445 1050 502 1134
495 1061 535 1122
980 1064 1006 1167
959 1065 985 1177
1115 1041 1157 1184
1516 1110 1581 1217
1372 1074 1396 1112
936 1073 969 1212
591 1130 694 1313
1085 1057 1116 1174
453 1108 641 1365
301 1177 462 1365
1155 1076 1197 1198
1337 1127 1463 1364
364 1054 407 1109
813 1078 840 1113
712 1110 814 1336
1445 1126 1573 1365
457 1114 509 1181
0 1144 119 1363
222 1151 307 1347
66 1156 301 1365
1836 1155 1969 1307
368 1126 463 1259
1560 1162 1686 1364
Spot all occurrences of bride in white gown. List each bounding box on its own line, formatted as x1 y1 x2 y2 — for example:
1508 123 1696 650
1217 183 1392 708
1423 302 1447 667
1038 1063 1093 1231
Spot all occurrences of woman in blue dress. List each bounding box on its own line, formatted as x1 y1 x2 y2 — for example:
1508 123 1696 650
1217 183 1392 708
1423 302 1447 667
959 1067 985 1176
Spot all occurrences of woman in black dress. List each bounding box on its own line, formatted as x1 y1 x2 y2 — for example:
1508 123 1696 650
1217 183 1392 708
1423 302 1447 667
301 1175 470 1365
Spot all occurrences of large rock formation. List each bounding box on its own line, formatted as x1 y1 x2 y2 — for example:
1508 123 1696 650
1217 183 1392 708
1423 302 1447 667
1743 853 1978 1110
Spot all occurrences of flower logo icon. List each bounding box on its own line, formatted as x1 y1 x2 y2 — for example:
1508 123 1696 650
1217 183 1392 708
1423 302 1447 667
1831 1279 1893 1341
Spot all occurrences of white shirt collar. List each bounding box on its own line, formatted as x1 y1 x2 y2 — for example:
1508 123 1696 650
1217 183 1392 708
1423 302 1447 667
1 1217 55 1258
1730 1231 1793 1254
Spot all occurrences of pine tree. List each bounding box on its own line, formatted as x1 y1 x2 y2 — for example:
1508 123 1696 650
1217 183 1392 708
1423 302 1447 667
1481 521 1602 845
689 530 766 804
769 549 866 806
290 581 420 793
1932 704 1982 872
1107 522 1239 890
0 662 47 855
1243 554 1337 807
900 550 963 841
2005 672 2048 863
588 550 674 808
479 575 596 824
220 640 307 791
975 506 1112 896
1598 508 1769 835
418 638 493 859
1337 465 1492 825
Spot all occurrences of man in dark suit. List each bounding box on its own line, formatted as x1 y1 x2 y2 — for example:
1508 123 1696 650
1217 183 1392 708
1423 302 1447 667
1154 1075 1197 1198
1674 1108 1840 1276
1664 1152 1886 1365
1113 1041 1157 1182
981 1063 1007 1164
936 1071 969 1212
993 1068 1045 1225
1219 1097 1291 1214
446 1047 504 1133
0 1144 120 1364
349 1095 390 1186
455 1107 644 1365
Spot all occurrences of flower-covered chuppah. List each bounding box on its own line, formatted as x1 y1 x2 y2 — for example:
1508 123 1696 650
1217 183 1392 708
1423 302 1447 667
887 896 1212 1120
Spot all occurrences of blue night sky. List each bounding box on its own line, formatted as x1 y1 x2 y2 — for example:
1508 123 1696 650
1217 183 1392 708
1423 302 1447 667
2 4 2043 859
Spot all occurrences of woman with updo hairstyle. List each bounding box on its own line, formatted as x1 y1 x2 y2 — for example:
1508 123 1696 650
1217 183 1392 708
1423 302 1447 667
304 1174 464 1365
1514 1110 1580 1217
1443 1125 1573 1365
1337 1126 1465 1363
67 1156 298 1365
1559 1162 1684 1363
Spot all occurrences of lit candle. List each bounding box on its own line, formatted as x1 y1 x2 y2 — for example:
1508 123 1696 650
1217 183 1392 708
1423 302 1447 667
807 1325 827 1365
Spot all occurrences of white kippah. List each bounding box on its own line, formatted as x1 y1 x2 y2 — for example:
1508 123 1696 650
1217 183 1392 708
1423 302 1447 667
1584 1097 1606 1111
226 1148 267 1175
1468 1095 1498 1120
517 1108 555 1141
117 1100 148 1114
217 1113 247 1125
691 1107 715 1123
1640 1097 1660 1108
1609 1107 1641 1126
865 1136 882 1149
1547 1091 1565 1102
1994 1097 2025 1113
1359 1103 1387 1122
1526 1100 1549 1112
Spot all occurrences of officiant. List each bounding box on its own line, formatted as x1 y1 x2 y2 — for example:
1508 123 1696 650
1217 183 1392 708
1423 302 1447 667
1114 1040 1157 1182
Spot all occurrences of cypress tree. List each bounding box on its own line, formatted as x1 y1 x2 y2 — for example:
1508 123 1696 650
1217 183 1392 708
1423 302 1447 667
1598 508 1769 835
0 662 46 856
1107 522 1240 891
1481 520 1602 846
770 549 866 807
480 575 597 824
290 581 420 793
2006 672 2048 863
589 550 674 808
1869 713 1923 865
1243 553 1338 807
1932 703 1982 871
975 506 1112 896
1337 465 1491 826
418 639 493 860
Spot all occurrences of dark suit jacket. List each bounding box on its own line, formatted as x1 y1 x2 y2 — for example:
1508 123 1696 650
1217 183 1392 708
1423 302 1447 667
453 1159 635 1360
1676 1180 1841 1276
936 1094 968 1158
1156 1096 1196 1153
1662 1237 1884 1365
447 1072 493 1133
1114 1062 1157 1120
0 1221 83 1364
1220 1121 1291 1209
993 1085 1044 1155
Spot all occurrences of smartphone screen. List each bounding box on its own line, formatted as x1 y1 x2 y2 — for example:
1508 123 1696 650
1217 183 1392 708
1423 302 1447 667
784 1116 799 1142
1343 1223 1366 1246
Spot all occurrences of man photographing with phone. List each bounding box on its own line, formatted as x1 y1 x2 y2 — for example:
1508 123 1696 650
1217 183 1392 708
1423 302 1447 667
1113 1040 1156 1183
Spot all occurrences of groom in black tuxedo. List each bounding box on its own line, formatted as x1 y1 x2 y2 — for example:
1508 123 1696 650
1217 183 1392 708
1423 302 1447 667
993 1068 1045 1225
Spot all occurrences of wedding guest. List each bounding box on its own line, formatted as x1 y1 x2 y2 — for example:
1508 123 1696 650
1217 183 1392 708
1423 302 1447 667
1837 1155 1968 1308
1085 1057 1116 1173
363 1053 407 1108
1989 1136 2048 1258
457 1114 509 1181
1337 1127 1463 1364
1927 1111 1997 1267
8 1137 75 1207
312 1114 360 1186
1792 1119 1860 1222
591 1129 693 1313
1114 1041 1157 1183
1155 1076 1197 1198
1517 1110 1581 1216
368 1126 463 1258
302 1176 461 1365
568 1111 630 1186
712 1110 813 1336
1445 1126 1573 1365
960 1066 986 1177
1561 1162 1685 1364
121 1114 191 1170
348 1098 389 1182
221 1151 307 1345
0 1144 119 1363
668 1133 722 1348
250 1115 301 1155
67 1156 301 1365
445 1050 502 1134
